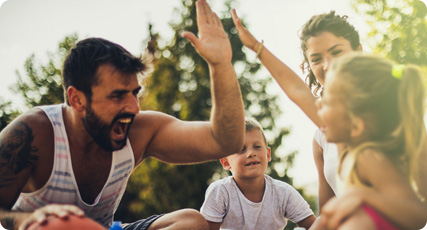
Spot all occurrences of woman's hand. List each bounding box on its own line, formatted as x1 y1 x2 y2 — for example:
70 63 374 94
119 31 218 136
231 9 260 52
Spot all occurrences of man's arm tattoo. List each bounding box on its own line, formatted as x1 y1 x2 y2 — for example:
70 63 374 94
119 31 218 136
1 216 16 230
0 121 39 188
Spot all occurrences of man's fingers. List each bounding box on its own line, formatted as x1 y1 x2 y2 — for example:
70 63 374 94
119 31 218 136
33 210 48 223
213 12 222 27
196 0 213 26
195 0 205 26
72 208 84 216
17 205 85 230
63 205 84 216
202 0 215 24
181 32 199 47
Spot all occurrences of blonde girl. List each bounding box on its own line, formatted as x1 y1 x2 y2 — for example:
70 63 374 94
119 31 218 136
316 53 427 230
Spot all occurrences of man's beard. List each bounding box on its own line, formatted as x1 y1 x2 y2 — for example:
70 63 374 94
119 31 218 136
82 103 134 152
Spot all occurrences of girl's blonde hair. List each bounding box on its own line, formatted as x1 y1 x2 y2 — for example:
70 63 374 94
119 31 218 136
330 53 426 189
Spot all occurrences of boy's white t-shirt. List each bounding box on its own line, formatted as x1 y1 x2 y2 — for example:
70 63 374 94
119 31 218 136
200 175 313 230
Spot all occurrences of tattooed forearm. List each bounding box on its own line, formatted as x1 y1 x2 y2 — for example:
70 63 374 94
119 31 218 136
0 208 18 230
1 216 16 230
0 121 39 188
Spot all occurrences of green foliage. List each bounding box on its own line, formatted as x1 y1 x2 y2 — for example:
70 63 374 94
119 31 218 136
11 33 78 107
0 99 20 131
1 34 77 131
352 0 427 67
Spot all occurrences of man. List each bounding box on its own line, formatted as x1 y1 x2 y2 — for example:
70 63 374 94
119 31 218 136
0 0 245 229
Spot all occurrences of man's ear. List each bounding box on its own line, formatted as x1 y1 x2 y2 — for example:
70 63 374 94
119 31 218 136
68 86 87 113
358 44 363 51
220 158 231 170
350 116 365 138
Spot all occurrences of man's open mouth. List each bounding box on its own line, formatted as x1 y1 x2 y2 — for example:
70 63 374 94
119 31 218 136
112 117 133 140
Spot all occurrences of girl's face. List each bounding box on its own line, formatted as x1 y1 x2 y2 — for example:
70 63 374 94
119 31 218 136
305 32 356 86
316 72 353 144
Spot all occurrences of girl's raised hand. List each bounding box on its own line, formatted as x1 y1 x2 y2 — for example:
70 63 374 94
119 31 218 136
231 9 260 52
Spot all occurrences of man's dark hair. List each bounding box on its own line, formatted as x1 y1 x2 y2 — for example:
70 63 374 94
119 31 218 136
62 37 149 104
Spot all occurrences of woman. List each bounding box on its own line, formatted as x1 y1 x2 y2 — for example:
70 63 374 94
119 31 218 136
231 10 362 211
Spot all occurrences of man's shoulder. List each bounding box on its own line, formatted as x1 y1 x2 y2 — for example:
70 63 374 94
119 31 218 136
5 107 53 132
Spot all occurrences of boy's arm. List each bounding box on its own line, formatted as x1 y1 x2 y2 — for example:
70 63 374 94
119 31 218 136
308 216 328 230
297 215 317 229
321 149 427 230
231 9 321 127
283 182 317 229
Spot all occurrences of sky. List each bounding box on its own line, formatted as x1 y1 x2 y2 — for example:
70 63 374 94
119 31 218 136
0 0 369 196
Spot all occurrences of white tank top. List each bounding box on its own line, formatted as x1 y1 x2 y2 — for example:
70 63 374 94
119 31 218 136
12 104 135 227
314 128 339 195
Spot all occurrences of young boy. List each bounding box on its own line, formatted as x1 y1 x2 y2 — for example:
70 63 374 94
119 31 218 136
200 117 316 230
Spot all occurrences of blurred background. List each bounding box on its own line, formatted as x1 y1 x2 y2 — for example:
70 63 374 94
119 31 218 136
0 0 426 229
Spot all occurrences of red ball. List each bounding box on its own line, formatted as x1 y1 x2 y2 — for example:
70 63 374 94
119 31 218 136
26 215 106 230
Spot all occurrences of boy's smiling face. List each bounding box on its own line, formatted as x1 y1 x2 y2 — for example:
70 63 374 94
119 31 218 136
220 129 271 180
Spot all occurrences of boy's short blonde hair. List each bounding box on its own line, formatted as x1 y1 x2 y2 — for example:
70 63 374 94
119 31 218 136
245 117 267 146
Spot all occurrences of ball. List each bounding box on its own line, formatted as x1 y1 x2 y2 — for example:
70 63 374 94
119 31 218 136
26 215 106 230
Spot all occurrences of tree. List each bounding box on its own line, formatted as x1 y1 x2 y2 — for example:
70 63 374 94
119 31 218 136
0 99 20 131
351 0 427 68
11 34 78 107
1 35 77 131
115 1 314 229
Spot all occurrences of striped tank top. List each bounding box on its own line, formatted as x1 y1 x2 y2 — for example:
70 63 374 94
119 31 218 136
12 104 135 227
